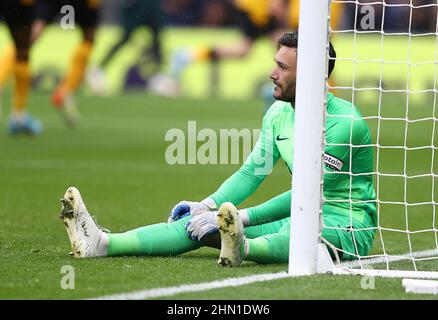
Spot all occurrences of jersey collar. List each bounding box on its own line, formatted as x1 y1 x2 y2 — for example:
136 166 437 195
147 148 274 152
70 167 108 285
289 92 335 110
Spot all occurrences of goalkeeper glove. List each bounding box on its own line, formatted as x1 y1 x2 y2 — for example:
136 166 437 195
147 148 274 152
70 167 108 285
167 198 217 223
185 208 250 241
186 210 219 241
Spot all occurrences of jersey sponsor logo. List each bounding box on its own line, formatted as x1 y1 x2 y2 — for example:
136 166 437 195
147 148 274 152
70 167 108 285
323 153 344 171
276 135 289 141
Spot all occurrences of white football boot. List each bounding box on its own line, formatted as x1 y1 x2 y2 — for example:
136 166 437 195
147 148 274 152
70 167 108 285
216 202 245 267
86 66 108 96
147 73 180 97
52 89 80 127
59 187 107 258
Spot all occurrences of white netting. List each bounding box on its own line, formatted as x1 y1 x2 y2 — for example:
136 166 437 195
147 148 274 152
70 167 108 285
322 0 438 272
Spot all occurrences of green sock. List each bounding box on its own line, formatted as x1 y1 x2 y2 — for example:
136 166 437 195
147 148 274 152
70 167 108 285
245 233 290 264
107 216 202 256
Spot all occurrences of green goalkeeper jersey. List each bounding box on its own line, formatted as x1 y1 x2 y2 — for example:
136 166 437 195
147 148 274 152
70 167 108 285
210 92 377 228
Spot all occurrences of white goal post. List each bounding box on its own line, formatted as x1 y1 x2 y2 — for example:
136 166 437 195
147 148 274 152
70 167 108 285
289 0 438 279
288 0 331 276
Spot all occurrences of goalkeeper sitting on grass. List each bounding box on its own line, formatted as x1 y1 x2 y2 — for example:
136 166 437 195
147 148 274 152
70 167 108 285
59 32 377 266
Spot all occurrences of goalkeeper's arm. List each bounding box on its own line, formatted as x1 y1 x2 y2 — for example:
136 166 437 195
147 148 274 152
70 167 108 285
170 151 278 223
170 106 280 222
239 190 291 226
209 113 280 207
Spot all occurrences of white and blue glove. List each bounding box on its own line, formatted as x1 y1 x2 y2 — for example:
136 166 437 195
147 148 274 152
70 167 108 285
167 198 217 224
185 208 250 241
185 210 219 241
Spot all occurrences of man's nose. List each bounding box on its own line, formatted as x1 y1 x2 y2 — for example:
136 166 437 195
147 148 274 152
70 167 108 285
270 69 278 80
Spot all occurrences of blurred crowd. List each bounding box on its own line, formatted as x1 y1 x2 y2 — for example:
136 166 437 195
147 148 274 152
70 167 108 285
341 0 437 33
101 0 437 33
0 0 436 136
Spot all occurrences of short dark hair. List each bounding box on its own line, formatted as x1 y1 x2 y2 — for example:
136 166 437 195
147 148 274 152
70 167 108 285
277 32 336 78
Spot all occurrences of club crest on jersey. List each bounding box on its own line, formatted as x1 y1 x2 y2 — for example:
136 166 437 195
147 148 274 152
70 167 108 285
323 153 344 171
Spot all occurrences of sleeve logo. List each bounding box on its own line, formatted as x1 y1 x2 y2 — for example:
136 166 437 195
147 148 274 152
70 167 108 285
323 153 344 171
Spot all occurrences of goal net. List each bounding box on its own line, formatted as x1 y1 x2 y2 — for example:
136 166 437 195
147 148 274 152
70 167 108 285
289 0 438 278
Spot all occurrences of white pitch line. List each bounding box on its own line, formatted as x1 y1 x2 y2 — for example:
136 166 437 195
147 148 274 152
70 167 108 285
90 272 291 300
332 268 438 279
90 249 438 300
340 249 438 268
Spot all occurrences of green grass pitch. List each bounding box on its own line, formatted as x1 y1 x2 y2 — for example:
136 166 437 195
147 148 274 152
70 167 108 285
0 91 437 299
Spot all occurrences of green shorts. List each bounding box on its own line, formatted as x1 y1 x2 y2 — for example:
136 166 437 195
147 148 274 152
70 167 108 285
321 205 375 260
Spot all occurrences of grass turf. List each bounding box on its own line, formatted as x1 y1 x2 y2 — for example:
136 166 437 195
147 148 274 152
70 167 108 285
0 91 437 299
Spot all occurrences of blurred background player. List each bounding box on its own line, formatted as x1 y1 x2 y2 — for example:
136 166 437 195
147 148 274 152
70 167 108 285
287 0 344 31
0 0 42 136
86 0 163 95
164 0 290 97
32 0 101 126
